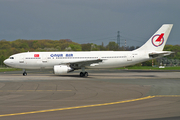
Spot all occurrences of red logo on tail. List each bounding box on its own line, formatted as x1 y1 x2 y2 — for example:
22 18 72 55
152 33 164 47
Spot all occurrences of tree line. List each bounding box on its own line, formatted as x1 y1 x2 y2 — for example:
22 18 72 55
0 39 180 66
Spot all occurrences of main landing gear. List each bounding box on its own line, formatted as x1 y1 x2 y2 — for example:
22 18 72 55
80 72 88 77
23 69 27 76
79 67 88 77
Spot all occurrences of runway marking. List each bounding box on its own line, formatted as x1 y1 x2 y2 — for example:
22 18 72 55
155 95 180 97
0 95 180 117
0 96 155 117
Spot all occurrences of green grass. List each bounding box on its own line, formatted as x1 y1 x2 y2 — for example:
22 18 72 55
0 67 21 72
116 66 180 70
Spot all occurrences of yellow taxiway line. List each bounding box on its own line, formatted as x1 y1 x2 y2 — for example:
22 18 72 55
0 95 180 117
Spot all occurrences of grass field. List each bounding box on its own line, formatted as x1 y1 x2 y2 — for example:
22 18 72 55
0 67 21 72
116 66 180 70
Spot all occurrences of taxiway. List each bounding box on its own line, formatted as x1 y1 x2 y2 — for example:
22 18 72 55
0 69 180 120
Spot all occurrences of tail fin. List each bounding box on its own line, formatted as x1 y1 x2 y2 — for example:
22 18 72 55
135 24 173 51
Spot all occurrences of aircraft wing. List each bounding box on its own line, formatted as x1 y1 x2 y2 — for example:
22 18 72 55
149 51 174 58
61 59 103 69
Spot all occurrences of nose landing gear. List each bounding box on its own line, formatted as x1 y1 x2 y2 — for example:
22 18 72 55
23 69 27 76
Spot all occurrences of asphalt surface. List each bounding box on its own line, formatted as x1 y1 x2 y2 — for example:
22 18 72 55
0 69 180 120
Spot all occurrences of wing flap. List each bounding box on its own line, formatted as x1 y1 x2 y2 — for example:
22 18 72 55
61 59 103 69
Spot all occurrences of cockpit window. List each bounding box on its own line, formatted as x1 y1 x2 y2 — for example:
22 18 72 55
9 57 14 59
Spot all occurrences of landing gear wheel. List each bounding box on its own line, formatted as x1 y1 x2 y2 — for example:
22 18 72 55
23 72 27 76
80 72 84 77
84 72 88 77
79 72 88 77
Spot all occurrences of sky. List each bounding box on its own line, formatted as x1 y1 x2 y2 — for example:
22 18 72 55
0 0 180 47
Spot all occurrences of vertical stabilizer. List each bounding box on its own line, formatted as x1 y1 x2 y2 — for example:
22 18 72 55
135 24 173 51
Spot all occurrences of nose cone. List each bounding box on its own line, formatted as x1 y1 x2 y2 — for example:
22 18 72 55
3 59 15 68
3 59 8 65
3 59 12 66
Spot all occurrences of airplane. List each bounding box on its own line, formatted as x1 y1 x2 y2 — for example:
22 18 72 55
3 24 173 77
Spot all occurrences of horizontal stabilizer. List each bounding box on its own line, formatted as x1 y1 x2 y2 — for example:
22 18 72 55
149 51 174 58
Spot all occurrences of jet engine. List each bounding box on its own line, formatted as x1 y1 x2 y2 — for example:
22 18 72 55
54 65 74 74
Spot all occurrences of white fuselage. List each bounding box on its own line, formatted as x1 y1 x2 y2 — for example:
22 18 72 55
4 51 150 70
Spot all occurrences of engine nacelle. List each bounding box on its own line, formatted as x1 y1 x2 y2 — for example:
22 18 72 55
54 65 74 74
